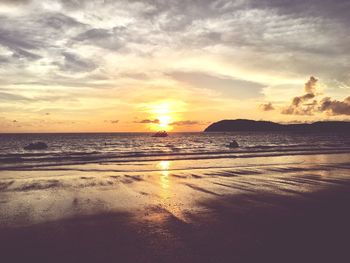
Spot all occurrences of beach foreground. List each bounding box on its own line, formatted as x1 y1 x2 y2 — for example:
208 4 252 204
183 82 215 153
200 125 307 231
1 153 350 263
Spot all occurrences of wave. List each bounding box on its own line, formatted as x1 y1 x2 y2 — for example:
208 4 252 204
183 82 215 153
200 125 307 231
1 146 350 171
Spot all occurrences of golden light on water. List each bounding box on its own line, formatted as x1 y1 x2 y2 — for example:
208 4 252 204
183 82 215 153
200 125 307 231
158 160 170 177
156 160 189 223
158 160 171 190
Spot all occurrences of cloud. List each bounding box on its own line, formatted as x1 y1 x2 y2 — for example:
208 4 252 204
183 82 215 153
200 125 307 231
259 102 275 111
57 0 87 10
0 0 30 4
74 27 126 50
0 91 31 101
62 52 96 71
170 120 199 126
75 28 111 41
304 76 318 94
120 72 149 80
39 12 86 31
136 119 160 124
0 27 42 61
248 0 350 24
0 11 84 70
281 76 319 115
280 76 350 116
168 71 265 99
55 52 97 72
104 120 119 124
319 97 350 115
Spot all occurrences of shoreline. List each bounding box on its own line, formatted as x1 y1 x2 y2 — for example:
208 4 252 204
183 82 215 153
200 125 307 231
2 147 350 171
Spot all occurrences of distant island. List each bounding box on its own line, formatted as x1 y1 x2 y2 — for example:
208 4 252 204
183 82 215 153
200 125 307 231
204 119 350 132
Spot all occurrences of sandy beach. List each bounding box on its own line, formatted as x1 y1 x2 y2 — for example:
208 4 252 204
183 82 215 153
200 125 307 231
1 152 350 262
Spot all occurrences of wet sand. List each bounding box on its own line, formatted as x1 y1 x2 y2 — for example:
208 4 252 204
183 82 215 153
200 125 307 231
1 153 350 262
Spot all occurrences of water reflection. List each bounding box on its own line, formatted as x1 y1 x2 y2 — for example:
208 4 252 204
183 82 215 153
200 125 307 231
158 161 171 190
155 160 188 222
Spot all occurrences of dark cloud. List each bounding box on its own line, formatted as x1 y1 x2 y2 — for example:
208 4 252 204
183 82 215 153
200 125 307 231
74 27 126 50
55 52 96 72
75 28 111 41
259 102 275 111
0 27 42 61
57 0 88 10
170 120 199 126
319 97 350 115
248 0 350 24
169 71 265 99
12 48 42 60
136 119 160 124
38 12 86 30
0 12 85 69
0 24 38 50
0 55 9 64
304 76 318 94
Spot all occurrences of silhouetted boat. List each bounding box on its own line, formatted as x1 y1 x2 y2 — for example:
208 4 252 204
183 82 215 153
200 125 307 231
152 131 168 137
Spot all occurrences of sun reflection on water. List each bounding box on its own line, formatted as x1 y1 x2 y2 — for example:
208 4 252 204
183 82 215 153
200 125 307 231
156 160 188 223
158 161 171 190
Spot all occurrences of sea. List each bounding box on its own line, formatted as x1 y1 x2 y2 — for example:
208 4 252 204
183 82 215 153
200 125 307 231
1 132 350 170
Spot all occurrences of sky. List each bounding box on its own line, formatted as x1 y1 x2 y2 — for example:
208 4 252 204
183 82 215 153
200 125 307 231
0 0 350 132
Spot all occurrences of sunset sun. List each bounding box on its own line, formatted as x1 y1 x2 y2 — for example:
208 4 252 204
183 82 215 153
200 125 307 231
145 101 183 131
158 115 171 130
153 102 172 131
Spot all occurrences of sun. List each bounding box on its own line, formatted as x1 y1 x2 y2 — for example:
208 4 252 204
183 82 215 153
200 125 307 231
148 102 174 131
158 115 171 128
139 100 186 131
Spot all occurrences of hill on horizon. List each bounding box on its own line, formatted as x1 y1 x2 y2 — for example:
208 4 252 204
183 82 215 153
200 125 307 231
204 119 350 132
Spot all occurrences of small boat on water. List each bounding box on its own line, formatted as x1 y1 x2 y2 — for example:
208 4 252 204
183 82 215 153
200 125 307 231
227 140 239 148
152 131 168 137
